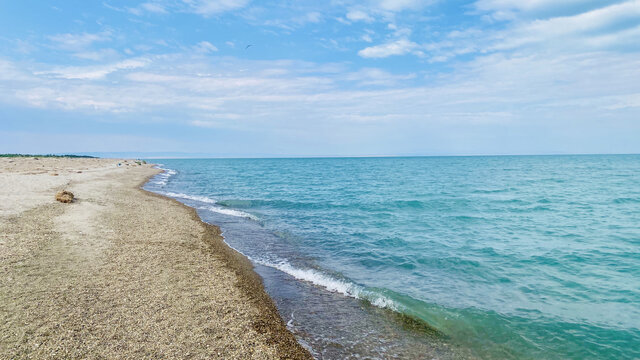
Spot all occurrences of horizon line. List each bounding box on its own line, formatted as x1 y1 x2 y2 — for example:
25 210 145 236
4 152 639 160
80 152 640 159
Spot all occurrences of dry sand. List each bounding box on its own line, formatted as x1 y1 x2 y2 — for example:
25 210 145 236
0 157 311 359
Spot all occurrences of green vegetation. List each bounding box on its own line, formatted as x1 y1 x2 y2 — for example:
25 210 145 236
0 154 96 158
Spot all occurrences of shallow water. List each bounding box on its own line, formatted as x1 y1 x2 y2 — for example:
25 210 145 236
144 155 640 359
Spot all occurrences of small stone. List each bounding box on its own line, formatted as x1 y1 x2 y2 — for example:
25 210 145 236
55 190 74 203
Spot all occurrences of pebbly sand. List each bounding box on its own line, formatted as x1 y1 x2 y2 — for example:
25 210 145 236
0 157 311 359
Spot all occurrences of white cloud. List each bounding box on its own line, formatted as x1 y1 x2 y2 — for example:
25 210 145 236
302 12 322 23
604 93 640 110
191 113 243 128
35 58 150 80
527 1 638 36
258 10 324 30
193 41 218 53
48 32 111 51
584 24 640 48
128 2 168 15
346 10 374 23
375 0 431 12
140 2 168 13
0 59 30 81
491 0 640 50
14 86 123 111
407 1 640 63
191 120 223 128
358 38 420 58
182 0 250 16
72 48 120 61
107 0 250 17
345 68 416 86
475 0 611 15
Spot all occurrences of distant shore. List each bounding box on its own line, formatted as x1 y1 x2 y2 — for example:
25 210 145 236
0 157 310 359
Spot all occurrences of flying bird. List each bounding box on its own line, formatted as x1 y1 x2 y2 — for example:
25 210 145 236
245 44 254 50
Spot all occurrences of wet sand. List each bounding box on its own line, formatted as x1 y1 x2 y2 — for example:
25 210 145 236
0 157 310 359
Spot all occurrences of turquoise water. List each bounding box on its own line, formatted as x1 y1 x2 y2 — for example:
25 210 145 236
145 155 640 359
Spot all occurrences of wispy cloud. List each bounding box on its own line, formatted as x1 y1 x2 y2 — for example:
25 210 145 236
491 0 640 50
193 41 218 53
48 31 112 51
356 0 640 62
182 0 250 16
128 2 168 15
345 68 416 86
72 48 120 61
358 38 420 58
295 11 322 24
34 58 150 80
374 0 434 12
474 0 619 17
346 9 375 23
106 0 249 17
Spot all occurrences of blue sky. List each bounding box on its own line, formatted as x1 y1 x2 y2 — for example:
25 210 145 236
1 0 639 156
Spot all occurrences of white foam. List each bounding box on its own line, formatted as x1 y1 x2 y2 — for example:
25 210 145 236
265 260 358 297
206 206 259 220
151 166 177 186
157 190 258 219
161 191 217 204
254 259 400 311
368 294 400 310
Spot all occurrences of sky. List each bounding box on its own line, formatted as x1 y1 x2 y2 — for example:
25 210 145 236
0 0 639 157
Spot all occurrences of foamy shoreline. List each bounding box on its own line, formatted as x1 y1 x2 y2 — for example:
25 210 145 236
0 157 310 359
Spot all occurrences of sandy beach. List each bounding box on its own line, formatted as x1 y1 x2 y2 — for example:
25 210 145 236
0 157 310 359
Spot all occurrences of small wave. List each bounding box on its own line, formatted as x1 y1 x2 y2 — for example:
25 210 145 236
155 189 258 220
151 166 177 186
262 261 359 297
254 259 400 312
613 197 640 204
161 191 217 204
206 206 259 221
217 199 257 208
450 215 485 222
217 198 321 210
530 205 551 211
389 200 426 209
472 188 512 194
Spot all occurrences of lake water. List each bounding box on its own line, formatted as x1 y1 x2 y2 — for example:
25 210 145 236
144 155 640 359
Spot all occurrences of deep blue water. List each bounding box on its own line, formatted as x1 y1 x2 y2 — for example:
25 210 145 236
144 155 640 359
